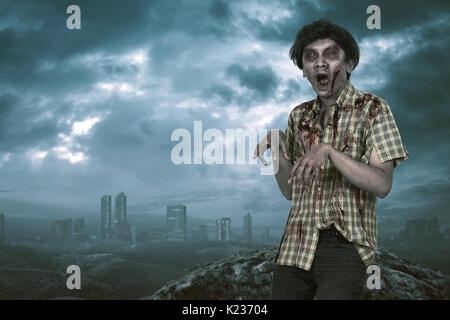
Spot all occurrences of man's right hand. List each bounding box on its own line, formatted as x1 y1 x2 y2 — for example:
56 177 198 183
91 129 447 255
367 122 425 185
252 130 291 166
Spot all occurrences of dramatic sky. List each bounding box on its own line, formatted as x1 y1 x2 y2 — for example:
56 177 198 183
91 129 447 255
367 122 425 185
0 0 449 230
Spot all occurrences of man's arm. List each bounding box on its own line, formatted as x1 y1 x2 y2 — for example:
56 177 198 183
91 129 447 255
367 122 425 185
253 130 293 200
289 143 394 198
328 145 394 198
273 131 293 200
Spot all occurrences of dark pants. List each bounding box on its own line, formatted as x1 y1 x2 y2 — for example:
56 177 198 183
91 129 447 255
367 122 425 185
271 227 367 300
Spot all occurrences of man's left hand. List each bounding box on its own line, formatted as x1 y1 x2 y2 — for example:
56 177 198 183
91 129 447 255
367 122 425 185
288 143 331 188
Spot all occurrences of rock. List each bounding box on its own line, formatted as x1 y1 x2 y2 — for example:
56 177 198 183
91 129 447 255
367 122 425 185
143 248 449 300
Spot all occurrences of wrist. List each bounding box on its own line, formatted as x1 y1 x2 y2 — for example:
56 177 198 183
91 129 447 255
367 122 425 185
326 144 334 160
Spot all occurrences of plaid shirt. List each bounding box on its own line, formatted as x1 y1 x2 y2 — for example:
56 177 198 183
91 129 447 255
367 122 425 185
274 81 408 270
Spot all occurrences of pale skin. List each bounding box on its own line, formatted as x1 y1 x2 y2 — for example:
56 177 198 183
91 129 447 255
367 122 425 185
253 39 394 200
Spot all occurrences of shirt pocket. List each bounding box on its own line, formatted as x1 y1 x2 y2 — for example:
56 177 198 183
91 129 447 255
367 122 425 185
339 127 364 161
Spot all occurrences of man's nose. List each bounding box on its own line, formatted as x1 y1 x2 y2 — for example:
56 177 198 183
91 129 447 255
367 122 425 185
314 55 327 69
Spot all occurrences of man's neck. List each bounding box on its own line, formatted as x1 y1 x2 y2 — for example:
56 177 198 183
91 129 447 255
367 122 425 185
317 82 347 129
318 81 347 111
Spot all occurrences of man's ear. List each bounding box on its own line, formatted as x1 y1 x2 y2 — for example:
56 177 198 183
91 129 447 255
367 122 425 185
346 60 355 73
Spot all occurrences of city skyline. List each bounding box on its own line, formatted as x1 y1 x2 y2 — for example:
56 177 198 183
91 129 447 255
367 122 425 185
1 195 448 248
0 199 283 245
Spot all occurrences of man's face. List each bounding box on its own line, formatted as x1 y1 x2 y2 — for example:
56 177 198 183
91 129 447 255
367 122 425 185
302 38 354 100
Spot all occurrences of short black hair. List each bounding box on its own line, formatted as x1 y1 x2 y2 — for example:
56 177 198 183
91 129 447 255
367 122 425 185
289 19 360 80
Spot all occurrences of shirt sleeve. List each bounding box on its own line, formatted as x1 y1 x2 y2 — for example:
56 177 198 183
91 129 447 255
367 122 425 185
363 100 409 167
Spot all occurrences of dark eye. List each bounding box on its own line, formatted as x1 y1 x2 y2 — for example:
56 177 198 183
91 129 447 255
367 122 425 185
327 51 337 57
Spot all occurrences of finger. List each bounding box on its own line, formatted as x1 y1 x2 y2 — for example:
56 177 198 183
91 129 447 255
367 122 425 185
303 164 313 185
252 144 258 159
253 135 269 159
280 140 290 160
288 159 302 184
258 154 268 166
295 162 306 186
314 166 320 185
252 143 262 159
253 143 267 163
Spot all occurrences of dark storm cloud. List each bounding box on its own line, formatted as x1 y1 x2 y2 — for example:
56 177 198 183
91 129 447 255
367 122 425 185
243 0 450 45
0 0 238 90
0 94 60 152
101 64 140 77
372 19 450 159
209 0 232 20
281 79 302 101
226 63 280 99
0 0 149 84
201 84 236 105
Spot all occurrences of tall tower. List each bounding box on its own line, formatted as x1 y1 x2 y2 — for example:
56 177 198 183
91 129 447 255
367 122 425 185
0 212 4 244
166 205 187 240
243 212 252 243
262 227 270 244
51 219 72 243
114 192 130 241
100 195 112 240
217 217 231 241
114 192 127 224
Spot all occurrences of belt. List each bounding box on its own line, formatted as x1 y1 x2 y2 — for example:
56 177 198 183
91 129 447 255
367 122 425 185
320 226 349 244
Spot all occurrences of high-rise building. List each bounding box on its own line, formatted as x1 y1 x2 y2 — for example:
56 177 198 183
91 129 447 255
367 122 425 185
73 217 86 241
114 192 130 241
243 213 252 243
114 192 127 224
100 195 112 239
405 220 425 245
217 217 231 241
131 226 137 247
116 219 131 241
166 205 187 240
404 216 442 246
51 219 72 243
426 216 440 234
262 227 270 244
0 212 4 244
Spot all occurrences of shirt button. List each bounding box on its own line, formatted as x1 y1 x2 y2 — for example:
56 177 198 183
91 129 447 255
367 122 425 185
317 187 321 191
313 233 317 238
315 209 319 214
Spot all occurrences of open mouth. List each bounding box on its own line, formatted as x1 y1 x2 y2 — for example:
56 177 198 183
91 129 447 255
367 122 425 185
316 73 330 87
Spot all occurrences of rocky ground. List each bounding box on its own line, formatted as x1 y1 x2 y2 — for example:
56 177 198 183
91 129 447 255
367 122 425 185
1 243 448 299
145 248 449 300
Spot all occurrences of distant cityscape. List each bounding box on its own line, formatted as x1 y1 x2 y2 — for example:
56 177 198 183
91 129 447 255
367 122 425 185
379 216 450 248
1 198 449 250
0 192 278 248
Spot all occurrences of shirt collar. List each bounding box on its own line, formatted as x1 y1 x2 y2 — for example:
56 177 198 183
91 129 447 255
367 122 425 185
311 81 355 113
